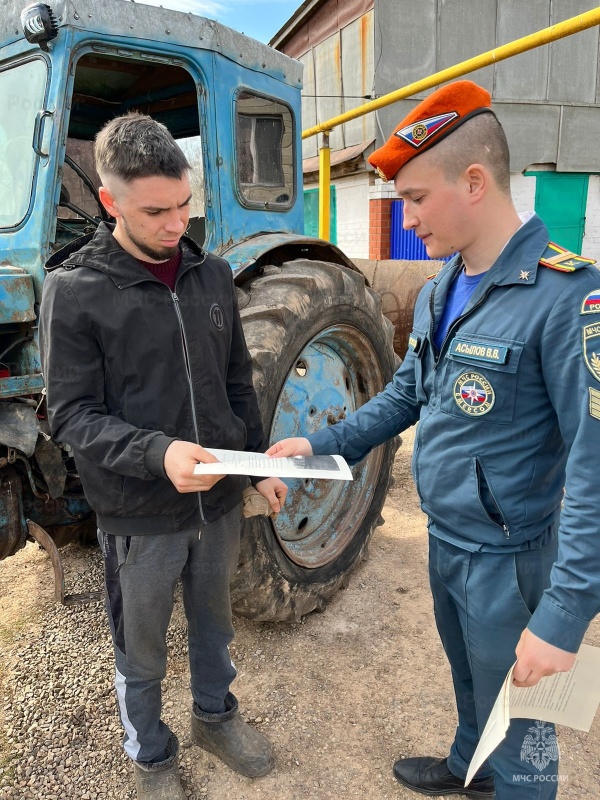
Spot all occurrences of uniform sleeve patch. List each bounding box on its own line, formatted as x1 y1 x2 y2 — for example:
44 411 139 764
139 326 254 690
583 322 600 383
589 387 600 420
581 290 600 315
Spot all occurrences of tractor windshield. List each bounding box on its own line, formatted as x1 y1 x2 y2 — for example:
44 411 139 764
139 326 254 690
0 58 47 228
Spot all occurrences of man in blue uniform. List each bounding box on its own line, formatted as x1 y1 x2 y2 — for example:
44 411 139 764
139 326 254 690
267 81 600 798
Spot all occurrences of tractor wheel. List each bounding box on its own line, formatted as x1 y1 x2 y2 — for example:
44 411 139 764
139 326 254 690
231 259 399 622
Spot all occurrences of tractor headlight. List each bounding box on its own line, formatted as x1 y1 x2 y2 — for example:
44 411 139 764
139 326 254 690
20 3 58 51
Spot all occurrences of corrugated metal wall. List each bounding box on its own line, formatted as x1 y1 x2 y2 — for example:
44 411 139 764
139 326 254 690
374 0 600 173
390 200 453 260
296 7 376 159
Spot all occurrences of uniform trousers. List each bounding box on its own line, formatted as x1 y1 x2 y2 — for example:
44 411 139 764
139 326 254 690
98 504 241 764
429 533 561 799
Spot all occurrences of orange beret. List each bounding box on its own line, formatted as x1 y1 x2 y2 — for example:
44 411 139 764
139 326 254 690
368 80 494 182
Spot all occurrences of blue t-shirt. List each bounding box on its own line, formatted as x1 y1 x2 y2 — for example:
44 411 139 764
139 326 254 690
434 268 486 351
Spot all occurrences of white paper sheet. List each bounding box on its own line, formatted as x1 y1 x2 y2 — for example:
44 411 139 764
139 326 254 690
193 449 353 481
465 644 600 786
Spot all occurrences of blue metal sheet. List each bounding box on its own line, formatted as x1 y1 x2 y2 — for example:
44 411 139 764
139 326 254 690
0 267 36 323
390 200 456 262
0 374 44 399
391 200 429 260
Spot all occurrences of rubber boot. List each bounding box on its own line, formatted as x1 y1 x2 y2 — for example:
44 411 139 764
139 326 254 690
133 734 186 800
190 692 274 777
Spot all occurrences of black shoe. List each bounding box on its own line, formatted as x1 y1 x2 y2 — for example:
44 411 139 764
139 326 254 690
393 756 495 798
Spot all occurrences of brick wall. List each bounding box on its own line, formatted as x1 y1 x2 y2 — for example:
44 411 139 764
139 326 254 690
368 198 393 259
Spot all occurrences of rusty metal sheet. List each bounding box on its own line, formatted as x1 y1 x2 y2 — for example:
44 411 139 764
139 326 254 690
341 11 375 147
276 0 374 58
34 436 67 500
1 0 303 88
0 472 27 560
0 268 36 324
0 402 39 457
353 258 436 356
314 33 344 151
0 374 45 399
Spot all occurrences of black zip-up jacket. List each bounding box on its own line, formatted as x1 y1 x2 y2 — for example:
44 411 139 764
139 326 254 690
40 223 265 535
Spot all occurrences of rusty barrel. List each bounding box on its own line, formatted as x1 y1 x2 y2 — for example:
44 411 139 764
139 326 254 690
353 258 442 358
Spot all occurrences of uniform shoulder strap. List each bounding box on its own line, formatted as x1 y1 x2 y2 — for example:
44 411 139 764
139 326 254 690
539 241 596 272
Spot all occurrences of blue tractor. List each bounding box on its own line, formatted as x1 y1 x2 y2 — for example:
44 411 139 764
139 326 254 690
0 0 397 620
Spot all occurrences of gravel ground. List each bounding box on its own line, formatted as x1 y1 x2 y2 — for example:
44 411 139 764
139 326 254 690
1 431 598 799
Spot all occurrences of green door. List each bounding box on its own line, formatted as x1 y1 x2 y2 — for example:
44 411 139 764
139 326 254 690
303 186 337 244
528 172 589 254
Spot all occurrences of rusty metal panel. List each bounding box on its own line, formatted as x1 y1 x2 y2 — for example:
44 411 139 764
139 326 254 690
494 103 560 173
548 0 599 104
495 0 550 101
278 0 374 59
300 52 319 159
438 0 496 93
309 0 344 44
314 33 345 151
341 11 375 148
2 0 303 88
557 106 600 172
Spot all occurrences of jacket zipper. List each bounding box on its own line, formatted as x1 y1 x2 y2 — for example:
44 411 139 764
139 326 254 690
172 292 206 527
475 459 510 538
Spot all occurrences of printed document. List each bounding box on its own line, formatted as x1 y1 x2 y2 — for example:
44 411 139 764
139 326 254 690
465 643 600 786
193 449 353 481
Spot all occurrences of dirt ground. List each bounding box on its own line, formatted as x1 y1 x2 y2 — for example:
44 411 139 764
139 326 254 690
0 428 599 799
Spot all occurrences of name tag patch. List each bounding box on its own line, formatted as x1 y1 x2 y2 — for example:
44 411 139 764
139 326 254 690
408 333 424 355
583 322 600 383
453 371 495 416
449 339 509 365
581 289 600 315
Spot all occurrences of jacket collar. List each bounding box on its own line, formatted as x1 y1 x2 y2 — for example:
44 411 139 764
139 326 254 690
427 214 550 326
45 222 206 289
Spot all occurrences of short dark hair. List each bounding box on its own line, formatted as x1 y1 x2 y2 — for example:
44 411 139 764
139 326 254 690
94 112 190 182
428 112 511 194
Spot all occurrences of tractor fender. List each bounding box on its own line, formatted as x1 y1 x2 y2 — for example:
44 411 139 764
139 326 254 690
218 232 360 281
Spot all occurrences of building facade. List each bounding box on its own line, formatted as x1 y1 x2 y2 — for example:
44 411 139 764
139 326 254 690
271 0 600 262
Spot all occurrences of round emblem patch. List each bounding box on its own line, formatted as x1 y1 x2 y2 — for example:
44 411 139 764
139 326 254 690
453 371 495 416
412 123 428 142
209 303 224 330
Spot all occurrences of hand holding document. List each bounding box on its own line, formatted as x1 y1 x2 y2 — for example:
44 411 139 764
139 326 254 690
193 448 353 481
465 643 600 786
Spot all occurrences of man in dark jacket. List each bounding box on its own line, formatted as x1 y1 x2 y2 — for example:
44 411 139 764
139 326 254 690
40 113 287 800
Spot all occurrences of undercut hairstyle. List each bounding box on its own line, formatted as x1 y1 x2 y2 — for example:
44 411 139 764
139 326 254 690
94 112 190 182
428 112 511 195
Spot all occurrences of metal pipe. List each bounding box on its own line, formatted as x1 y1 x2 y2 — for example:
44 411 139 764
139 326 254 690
318 131 331 240
302 7 600 140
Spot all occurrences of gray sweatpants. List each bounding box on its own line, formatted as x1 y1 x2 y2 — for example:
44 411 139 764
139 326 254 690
97 504 241 764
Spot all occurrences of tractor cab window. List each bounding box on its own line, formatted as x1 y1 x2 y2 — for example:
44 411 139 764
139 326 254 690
0 59 47 228
56 53 205 250
236 91 294 209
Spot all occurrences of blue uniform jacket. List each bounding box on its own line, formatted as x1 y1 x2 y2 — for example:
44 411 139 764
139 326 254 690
309 214 600 653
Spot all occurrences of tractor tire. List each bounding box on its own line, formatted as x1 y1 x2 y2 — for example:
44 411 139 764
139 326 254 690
231 259 399 622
